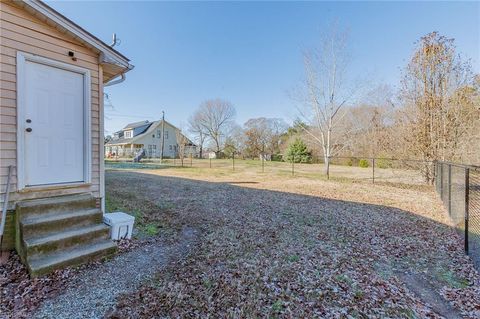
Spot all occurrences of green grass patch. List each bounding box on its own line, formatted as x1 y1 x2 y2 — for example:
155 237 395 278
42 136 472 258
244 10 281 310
105 192 172 238
436 268 469 288
287 254 300 262
143 223 160 236
105 161 168 170
271 300 283 312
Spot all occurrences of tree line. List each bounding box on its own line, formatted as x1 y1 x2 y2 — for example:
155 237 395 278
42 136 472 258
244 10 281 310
183 28 479 182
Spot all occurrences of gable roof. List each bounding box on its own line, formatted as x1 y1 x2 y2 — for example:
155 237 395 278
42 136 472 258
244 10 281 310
17 0 133 81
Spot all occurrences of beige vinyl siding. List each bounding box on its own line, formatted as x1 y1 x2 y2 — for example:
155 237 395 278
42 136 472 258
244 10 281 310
0 0 102 202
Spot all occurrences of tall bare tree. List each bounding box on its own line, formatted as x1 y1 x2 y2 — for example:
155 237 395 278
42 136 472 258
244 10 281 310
196 99 236 155
296 22 359 176
188 112 207 159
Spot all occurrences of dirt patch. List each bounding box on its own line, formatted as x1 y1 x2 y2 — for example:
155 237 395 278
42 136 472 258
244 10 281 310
398 271 462 319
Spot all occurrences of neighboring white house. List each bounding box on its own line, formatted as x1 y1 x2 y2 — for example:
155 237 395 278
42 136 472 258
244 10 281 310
105 120 196 158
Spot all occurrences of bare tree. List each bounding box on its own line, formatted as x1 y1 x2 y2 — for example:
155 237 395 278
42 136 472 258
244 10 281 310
175 128 188 167
196 99 236 155
225 123 245 157
296 22 360 176
400 32 479 181
338 85 396 157
243 118 288 159
188 112 207 159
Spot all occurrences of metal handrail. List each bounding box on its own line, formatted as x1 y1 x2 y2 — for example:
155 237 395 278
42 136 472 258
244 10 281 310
0 165 13 252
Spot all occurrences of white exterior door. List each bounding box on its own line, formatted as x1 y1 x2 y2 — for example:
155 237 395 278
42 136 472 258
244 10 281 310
23 60 85 186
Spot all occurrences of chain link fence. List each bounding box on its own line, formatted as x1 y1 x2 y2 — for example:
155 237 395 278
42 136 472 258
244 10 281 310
435 162 480 269
106 155 432 187
105 156 480 268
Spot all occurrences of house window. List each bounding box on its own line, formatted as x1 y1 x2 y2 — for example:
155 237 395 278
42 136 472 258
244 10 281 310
156 129 161 138
147 144 157 156
169 145 172 150
124 130 132 138
165 131 169 139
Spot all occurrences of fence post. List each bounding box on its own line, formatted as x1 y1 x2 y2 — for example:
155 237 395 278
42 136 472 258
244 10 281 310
440 163 444 200
372 158 375 184
465 167 470 253
262 145 265 173
448 164 452 216
210 157 212 168
292 154 295 176
190 154 193 167
232 151 235 171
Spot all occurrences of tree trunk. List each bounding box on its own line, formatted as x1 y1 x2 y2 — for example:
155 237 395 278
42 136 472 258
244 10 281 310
215 138 221 154
324 155 330 177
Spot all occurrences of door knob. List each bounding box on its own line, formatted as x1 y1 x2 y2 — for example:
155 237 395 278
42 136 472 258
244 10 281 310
26 128 32 132
26 119 32 123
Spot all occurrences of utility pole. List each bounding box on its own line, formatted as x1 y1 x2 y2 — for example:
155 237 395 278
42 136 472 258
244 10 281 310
160 111 165 163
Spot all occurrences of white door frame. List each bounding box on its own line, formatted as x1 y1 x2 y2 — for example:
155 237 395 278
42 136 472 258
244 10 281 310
16 52 92 190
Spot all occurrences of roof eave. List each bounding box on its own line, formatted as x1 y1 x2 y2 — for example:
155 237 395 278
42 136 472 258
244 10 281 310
22 0 133 76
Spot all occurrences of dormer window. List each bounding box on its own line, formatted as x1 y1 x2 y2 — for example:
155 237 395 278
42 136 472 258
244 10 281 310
124 130 132 138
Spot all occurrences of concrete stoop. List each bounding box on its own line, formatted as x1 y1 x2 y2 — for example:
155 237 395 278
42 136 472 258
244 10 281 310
15 194 116 277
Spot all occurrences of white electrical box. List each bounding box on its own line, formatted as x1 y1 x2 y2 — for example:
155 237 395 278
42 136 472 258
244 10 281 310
103 212 135 240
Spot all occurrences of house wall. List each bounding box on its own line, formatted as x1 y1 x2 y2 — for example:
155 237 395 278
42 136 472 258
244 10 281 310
106 122 182 158
134 122 178 158
0 1 102 206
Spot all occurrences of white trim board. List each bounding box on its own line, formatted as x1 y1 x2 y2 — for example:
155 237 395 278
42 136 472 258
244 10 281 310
21 0 132 70
16 52 92 190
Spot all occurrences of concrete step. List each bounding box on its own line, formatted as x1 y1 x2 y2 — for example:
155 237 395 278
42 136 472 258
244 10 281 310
16 194 96 218
24 224 110 257
20 208 103 239
28 240 117 277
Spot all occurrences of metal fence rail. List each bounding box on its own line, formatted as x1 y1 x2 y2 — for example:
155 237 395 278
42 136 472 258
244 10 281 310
435 161 480 269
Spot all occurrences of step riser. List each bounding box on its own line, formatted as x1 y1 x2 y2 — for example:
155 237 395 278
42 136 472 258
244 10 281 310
16 195 116 277
20 212 103 239
17 198 97 219
26 227 110 258
29 244 116 277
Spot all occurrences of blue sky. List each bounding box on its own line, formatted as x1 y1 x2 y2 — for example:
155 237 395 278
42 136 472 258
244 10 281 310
47 1 479 136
